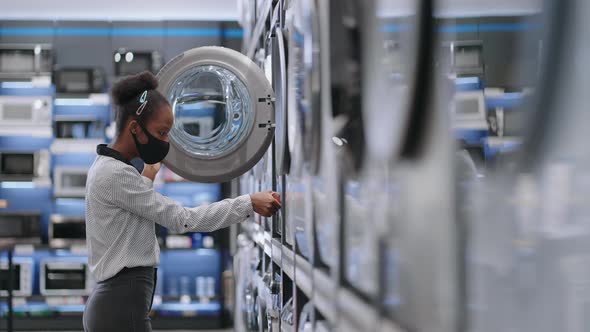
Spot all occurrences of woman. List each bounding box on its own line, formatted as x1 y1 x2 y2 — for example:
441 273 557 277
83 71 281 332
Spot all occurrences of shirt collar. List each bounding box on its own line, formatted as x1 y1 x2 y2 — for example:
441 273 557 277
96 144 133 166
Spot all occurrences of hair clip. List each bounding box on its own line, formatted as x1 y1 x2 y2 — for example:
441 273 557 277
136 90 148 116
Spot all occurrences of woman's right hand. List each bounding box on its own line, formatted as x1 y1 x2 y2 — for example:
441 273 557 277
250 190 282 217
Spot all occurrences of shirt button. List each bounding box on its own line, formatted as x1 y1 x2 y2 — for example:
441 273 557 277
184 224 188 228
247 215 250 218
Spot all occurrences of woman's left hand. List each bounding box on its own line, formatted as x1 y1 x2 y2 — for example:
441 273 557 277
142 162 162 182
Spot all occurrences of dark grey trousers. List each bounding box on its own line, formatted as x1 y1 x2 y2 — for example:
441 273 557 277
83 267 157 332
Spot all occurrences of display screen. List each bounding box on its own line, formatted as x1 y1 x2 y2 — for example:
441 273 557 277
3 105 33 121
45 265 86 290
55 120 103 139
0 50 34 72
117 55 151 76
456 98 482 115
59 71 90 93
53 221 86 240
1 153 34 175
62 173 87 188
0 265 21 291
455 48 481 68
0 214 41 238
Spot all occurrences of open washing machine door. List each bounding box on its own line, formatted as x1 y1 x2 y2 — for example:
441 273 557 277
157 46 275 183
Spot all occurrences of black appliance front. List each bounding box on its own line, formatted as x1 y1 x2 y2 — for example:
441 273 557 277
0 212 42 243
54 67 107 94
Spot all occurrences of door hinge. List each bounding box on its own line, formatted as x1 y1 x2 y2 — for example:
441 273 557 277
258 95 276 104
258 121 276 130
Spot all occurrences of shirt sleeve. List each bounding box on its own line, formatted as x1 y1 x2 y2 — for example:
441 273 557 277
94 163 253 233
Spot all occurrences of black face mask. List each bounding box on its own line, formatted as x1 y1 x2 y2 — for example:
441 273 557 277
131 123 170 164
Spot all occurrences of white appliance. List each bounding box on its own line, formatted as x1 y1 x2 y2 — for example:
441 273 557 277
0 95 52 137
40 258 93 296
0 258 33 297
53 166 89 198
453 90 488 130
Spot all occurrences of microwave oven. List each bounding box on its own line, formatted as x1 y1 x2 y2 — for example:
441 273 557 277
53 166 89 198
49 214 86 248
0 95 52 128
40 258 93 296
0 44 53 80
442 40 484 78
452 90 488 130
114 49 162 77
0 212 42 244
54 116 104 140
0 150 50 182
54 67 107 95
0 258 33 297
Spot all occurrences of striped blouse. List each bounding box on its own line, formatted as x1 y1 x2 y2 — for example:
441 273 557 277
85 145 253 282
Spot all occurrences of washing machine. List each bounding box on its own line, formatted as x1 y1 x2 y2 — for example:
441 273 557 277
359 0 461 330
455 1 589 331
321 0 369 298
272 21 290 177
357 0 439 320
285 0 322 176
283 0 319 258
156 46 275 183
272 21 290 239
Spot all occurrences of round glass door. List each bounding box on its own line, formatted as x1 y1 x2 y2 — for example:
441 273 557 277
157 46 275 183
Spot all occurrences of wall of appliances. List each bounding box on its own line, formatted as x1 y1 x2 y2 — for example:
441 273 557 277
231 0 589 331
0 21 243 330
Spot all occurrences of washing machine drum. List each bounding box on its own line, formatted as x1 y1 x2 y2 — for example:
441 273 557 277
157 46 275 183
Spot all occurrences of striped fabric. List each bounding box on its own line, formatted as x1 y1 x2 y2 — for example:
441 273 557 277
85 155 253 282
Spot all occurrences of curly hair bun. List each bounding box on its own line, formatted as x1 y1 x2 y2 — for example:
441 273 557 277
111 71 159 106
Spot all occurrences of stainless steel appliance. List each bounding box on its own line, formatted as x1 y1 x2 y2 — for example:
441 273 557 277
40 258 93 296
442 40 485 78
0 44 53 81
53 165 89 198
0 258 33 297
48 214 86 248
0 212 42 244
0 150 50 182
114 49 163 77
53 67 107 95
51 115 105 154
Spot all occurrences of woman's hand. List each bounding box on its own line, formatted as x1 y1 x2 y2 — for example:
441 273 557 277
250 190 282 217
142 162 162 182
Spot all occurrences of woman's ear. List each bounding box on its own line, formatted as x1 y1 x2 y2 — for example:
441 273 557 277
128 119 139 135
